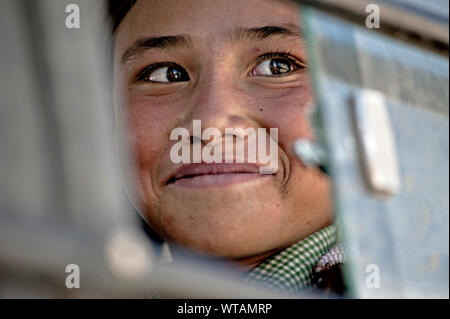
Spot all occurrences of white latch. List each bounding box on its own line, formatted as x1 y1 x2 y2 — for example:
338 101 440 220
352 89 401 197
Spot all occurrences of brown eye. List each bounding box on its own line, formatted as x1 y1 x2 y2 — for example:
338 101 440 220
138 64 190 83
166 66 189 81
269 59 291 74
250 54 305 77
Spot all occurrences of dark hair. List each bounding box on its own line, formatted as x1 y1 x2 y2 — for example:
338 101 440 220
107 0 137 31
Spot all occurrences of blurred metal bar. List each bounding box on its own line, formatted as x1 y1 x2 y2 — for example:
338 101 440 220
0 214 297 298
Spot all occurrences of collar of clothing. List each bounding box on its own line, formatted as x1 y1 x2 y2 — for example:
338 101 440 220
243 224 337 294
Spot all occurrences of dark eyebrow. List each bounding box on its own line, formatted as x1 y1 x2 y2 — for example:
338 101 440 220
120 24 302 65
235 25 302 40
121 35 191 64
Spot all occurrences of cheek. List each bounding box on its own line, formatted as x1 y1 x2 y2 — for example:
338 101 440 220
125 95 178 208
126 95 174 164
257 84 314 148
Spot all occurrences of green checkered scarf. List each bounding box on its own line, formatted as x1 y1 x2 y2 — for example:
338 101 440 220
243 225 337 294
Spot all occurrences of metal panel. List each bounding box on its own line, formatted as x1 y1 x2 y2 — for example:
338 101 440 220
301 6 449 298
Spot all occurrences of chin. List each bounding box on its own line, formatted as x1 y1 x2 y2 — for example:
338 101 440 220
150 194 287 258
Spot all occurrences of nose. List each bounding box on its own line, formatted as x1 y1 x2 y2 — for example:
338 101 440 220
183 64 258 136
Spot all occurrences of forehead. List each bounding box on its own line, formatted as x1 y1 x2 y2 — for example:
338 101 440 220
115 0 300 52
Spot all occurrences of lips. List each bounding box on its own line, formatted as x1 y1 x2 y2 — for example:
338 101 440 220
165 163 272 188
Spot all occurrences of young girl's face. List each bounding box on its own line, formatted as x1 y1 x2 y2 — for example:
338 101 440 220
114 0 333 259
